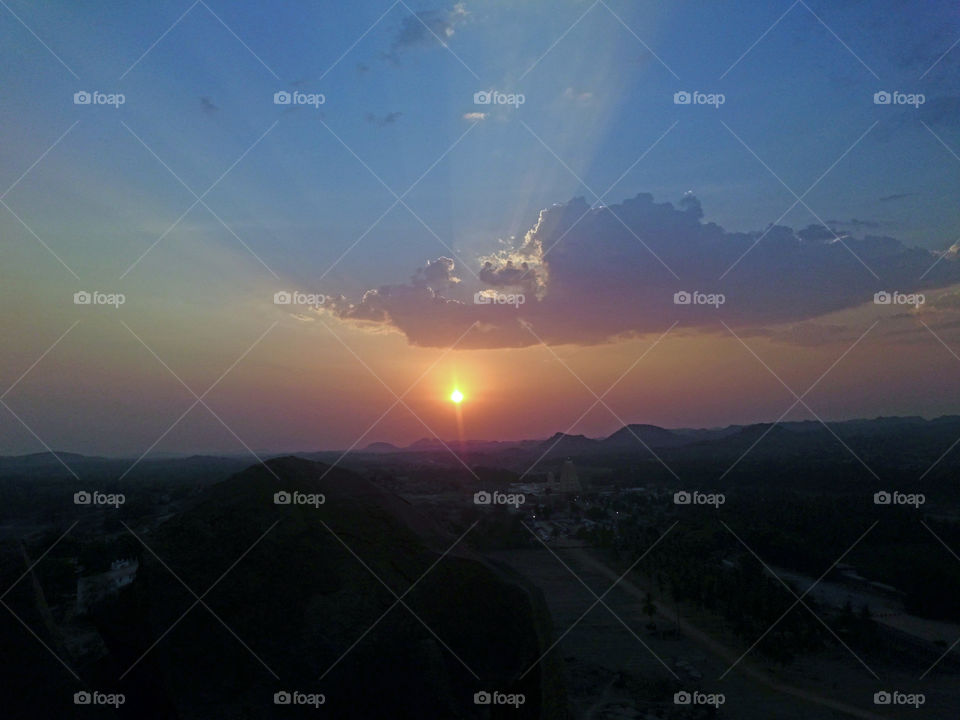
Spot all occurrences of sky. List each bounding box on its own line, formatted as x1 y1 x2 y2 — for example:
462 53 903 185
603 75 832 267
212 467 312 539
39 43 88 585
2 0 960 456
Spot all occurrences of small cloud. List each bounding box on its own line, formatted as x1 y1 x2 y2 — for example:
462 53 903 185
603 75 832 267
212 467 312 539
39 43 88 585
826 218 883 230
412 256 460 288
463 112 487 121
769 322 854 347
879 192 916 203
200 96 219 114
562 87 593 105
386 3 468 61
480 259 537 292
365 111 402 127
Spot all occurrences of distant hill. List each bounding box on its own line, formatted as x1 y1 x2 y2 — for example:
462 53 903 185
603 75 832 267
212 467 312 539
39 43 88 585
363 441 399 453
390 437 541 454
6 415 958 478
315 416 960 488
600 424 689 450
407 437 449 451
0 452 251 483
538 432 600 457
379 415 960 460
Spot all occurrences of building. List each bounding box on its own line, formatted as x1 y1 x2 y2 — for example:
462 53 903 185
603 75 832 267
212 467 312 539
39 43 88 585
546 459 582 496
76 558 139 614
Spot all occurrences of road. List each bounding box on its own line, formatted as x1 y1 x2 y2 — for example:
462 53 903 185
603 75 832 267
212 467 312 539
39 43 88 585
567 548 888 720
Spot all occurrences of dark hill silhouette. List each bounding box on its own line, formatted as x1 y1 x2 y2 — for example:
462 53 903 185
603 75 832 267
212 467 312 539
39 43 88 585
537 433 599 457
363 441 399 453
100 457 562 719
600 424 687 450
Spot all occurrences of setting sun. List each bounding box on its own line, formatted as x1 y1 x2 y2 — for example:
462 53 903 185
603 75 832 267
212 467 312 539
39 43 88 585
450 389 464 404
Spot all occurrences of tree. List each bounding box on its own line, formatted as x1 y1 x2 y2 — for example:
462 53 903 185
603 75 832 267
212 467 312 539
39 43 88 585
643 590 657 630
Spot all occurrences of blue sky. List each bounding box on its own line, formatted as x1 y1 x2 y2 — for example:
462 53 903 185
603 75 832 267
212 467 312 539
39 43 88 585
5 0 958 289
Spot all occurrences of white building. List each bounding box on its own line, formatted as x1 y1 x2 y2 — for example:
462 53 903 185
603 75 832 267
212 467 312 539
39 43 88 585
76 558 139 614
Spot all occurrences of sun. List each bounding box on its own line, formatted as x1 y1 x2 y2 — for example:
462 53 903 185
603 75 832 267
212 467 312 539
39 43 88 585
450 389 464 404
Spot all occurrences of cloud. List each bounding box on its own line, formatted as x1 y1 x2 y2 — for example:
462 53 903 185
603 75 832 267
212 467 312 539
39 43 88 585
767 322 857 347
412 256 460 287
479 259 537 291
879 192 916 203
327 257 468 337
386 3 468 60
562 87 593 105
925 287 960 311
323 193 960 349
825 218 883 230
366 112 402 127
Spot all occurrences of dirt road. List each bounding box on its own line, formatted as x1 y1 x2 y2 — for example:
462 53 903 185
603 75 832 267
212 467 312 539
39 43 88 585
567 548 888 720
